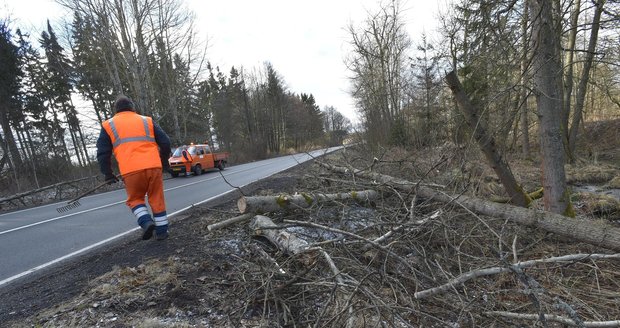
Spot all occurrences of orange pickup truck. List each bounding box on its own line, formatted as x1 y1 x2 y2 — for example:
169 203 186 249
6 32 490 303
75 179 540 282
168 143 229 177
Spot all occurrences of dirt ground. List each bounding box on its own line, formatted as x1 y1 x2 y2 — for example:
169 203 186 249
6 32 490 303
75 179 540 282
1 124 620 327
0 165 307 327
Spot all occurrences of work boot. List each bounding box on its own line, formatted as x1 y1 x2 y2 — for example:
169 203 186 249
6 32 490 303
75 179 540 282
140 221 156 240
155 224 169 241
155 230 169 240
185 172 191 177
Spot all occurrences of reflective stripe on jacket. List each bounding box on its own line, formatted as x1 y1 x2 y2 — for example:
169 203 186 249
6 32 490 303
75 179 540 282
102 111 162 175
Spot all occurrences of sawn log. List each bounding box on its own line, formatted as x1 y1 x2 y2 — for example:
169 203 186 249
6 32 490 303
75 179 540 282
238 190 378 214
320 162 620 252
249 215 311 255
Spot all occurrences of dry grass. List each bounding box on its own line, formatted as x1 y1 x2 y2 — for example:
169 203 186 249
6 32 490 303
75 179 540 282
566 163 618 185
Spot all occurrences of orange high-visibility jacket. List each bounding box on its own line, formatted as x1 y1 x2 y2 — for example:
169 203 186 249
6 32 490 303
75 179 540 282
102 111 162 175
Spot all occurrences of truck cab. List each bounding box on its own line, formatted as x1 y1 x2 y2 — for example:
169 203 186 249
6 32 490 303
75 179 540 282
168 143 228 177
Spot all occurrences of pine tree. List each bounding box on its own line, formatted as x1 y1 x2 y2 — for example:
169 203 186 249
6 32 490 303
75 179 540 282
41 20 89 167
71 12 114 123
0 20 24 173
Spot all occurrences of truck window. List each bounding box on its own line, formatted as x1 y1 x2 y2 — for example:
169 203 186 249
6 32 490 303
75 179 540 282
172 147 184 157
188 146 197 155
199 148 205 155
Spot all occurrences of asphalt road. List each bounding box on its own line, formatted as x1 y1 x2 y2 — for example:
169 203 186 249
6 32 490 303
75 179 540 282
0 148 340 287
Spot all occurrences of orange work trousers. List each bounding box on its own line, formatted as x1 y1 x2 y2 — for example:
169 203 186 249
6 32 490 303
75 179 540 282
123 167 166 214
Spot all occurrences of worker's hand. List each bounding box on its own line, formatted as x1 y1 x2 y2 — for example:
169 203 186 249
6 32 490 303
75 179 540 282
105 174 119 185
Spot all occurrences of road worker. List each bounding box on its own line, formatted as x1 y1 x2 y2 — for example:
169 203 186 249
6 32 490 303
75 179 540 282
181 148 192 176
96 95 172 240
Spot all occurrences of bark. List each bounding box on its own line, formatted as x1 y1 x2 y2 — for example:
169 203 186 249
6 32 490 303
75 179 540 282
445 71 530 207
0 110 23 170
321 162 620 252
237 190 378 214
250 214 357 327
528 0 571 215
0 153 6 171
23 126 40 188
249 215 316 260
562 0 581 134
520 4 531 158
568 0 605 160
0 132 11 172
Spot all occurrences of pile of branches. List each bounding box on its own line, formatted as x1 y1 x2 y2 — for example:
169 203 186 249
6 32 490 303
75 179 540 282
213 151 620 327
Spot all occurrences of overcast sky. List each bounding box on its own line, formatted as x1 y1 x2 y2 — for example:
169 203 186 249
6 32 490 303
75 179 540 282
2 0 445 123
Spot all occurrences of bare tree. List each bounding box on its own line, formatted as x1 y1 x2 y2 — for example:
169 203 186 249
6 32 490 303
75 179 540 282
345 0 411 145
446 71 532 207
528 0 572 215
58 0 203 131
567 0 606 161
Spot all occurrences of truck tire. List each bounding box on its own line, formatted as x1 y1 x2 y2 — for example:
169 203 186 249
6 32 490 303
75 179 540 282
171 171 179 178
218 161 226 171
193 164 202 176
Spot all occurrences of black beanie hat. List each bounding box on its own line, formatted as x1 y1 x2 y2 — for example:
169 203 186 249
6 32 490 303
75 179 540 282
114 95 135 113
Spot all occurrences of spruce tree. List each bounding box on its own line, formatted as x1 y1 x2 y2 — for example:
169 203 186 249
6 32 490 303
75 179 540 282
0 20 24 171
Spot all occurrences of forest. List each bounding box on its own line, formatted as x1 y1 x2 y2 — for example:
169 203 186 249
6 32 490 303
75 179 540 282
0 0 618 211
2 0 620 326
0 0 352 195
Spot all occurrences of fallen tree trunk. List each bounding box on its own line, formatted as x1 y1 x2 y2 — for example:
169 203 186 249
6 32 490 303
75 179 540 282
0 175 96 205
249 215 358 327
320 162 620 252
249 215 315 258
238 190 378 214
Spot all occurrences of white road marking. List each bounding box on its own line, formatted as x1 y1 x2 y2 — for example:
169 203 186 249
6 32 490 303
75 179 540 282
0 154 313 287
0 200 125 236
0 162 271 234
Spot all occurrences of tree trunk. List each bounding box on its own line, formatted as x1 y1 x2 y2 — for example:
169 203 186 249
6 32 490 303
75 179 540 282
528 0 571 215
0 175 95 205
0 109 23 170
249 215 314 256
67 120 84 167
562 0 581 135
445 71 531 207
238 190 378 214
321 163 620 252
23 125 40 188
0 128 13 173
567 0 605 161
520 4 531 158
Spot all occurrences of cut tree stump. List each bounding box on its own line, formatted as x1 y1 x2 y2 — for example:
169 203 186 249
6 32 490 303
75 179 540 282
238 190 378 214
249 215 317 261
249 215 357 326
320 162 620 252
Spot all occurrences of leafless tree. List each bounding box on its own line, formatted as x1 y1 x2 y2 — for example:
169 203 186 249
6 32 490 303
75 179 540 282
345 0 411 145
528 0 571 215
